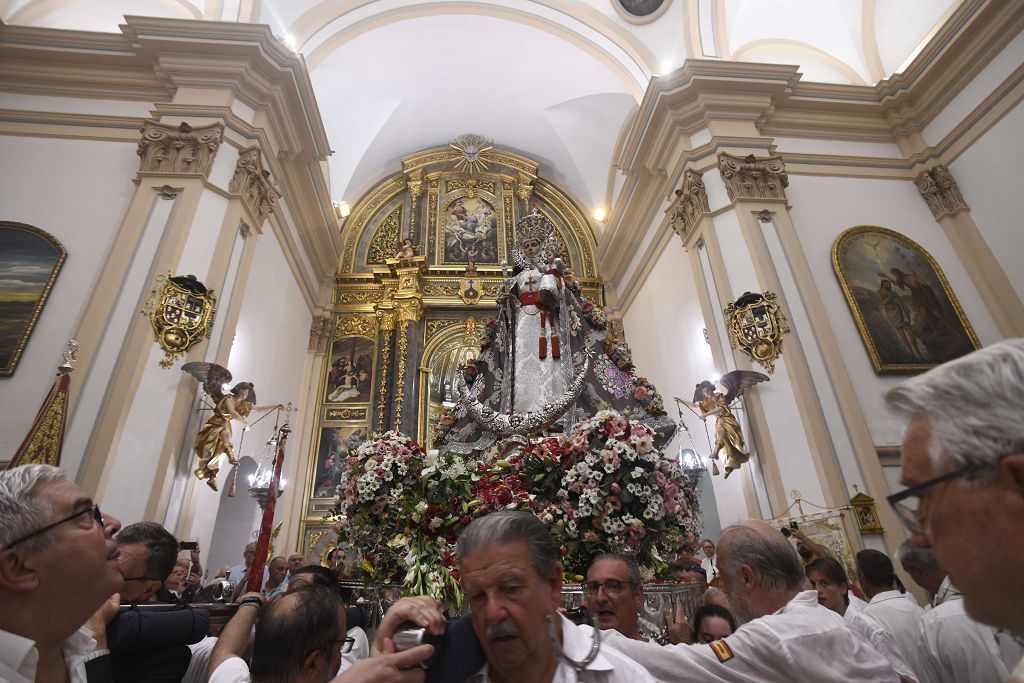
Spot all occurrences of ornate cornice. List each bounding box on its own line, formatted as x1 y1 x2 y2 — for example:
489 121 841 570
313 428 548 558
334 313 377 339
666 169 710 244
915 164 969 220
229 147 280 229
717 152 789 201
137 120 223 177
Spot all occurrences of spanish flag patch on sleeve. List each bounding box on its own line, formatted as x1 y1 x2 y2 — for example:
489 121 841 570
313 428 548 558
709 639 734 663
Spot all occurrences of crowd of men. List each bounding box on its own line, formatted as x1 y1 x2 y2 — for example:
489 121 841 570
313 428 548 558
1 338 1022 682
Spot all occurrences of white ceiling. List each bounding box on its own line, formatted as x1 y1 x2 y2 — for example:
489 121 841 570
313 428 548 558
3 0 964 212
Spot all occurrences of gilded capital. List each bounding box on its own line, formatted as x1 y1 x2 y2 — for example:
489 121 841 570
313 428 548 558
230 147 281 228
666 169 710 244
407 168 425 198
137 120 223 176
515 171 535 202
915 164 968 220
717 152 788 201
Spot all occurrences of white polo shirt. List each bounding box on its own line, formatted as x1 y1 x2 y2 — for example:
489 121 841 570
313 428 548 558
843 604 918 682
863 590 926 678
0 626 99 683
701 555 719 580
604 590 900 682
469 613 656 683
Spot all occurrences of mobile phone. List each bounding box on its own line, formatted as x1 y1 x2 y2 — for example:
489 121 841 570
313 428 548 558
179 541 199 550
790 522 799 530
780 527 792 538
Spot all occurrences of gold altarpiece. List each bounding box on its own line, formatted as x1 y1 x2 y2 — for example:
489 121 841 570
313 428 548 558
298 143 602 562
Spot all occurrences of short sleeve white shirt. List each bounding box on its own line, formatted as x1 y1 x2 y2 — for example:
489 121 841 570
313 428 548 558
917 593 1024 683
863 590 927 678
469 614 655 683
603 590 900 682
701 555 719 580
338 626 369 673
208 655 252 683
0 626 97 683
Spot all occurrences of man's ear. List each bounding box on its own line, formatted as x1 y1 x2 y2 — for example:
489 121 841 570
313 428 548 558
0 549 42 592
739 563 756 589
301 648 323 677
140 579 162 601
547 563 564 610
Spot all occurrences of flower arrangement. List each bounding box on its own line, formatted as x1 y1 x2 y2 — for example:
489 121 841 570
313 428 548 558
329 413 701 602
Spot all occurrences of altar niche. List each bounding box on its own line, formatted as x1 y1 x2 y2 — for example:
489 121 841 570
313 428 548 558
299 141 603 559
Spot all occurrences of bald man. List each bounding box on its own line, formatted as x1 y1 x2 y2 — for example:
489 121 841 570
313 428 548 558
604 520 909 682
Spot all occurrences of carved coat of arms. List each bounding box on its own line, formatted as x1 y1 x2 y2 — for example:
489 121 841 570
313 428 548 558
150 274 217 368
724 291 789 373
459 262 482 305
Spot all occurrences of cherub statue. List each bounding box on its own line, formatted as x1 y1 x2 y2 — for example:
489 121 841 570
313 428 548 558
396 239 419 267
182 362 282 491
676 370 769 478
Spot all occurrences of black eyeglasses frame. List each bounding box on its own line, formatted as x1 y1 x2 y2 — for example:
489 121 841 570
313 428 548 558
3 504 104 551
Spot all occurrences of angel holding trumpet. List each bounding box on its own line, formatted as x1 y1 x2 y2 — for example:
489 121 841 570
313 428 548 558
676 370 768 478
182 362 283 491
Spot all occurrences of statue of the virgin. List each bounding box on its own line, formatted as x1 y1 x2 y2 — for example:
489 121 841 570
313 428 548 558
437 210 675 460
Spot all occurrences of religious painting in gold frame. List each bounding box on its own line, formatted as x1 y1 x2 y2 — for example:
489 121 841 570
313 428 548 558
440 195 499 264
832 226 979 374
324 337 375 404
0 222 66 376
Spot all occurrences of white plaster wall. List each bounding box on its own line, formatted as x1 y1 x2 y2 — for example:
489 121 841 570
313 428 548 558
198 226 312 563
621 239 727 537
948 99 1024 298
786 175 1002 446
0 135 137 465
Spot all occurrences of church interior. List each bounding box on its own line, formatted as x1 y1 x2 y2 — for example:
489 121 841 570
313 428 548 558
2 0 1023 601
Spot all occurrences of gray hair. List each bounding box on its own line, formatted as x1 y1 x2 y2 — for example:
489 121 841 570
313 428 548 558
885 339 1024 472
456 510 558 578
703 586 727 601
589 553 641 585
896 541 942 572
0 465 67 550
720 523 806 591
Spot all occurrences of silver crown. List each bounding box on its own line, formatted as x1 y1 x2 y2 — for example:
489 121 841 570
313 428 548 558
512 209 559 268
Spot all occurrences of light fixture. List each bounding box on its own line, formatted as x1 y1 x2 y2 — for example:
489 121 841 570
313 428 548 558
592 206 607 222
248 431 287 507
283 34 298 51
678 448 707 473
332 200 351 220
660 60 674 76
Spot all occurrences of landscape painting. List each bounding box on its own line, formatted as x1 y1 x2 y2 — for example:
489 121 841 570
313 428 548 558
0 222 66 376
832 226 979 374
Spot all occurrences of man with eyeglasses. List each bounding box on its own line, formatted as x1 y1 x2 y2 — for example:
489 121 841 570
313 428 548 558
884 338 1024 681
0 464 122 683
583 554 646 640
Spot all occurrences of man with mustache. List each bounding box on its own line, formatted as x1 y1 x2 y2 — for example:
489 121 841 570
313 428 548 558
602 520 910 682
458 511 655 683
583 554 646 640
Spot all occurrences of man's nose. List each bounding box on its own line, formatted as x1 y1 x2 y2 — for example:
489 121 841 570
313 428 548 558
103 512 122 538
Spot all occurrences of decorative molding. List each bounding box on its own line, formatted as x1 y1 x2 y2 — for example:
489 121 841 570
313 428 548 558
367 206 402 265
447 178 496 195
514 171 535 202
324 407 367 421
425 318 461 343
308 314 331 354
334 288 386 306
229 147 280 229
394 319 409 431
156 185 180 200
876 445 902 467
665 169 709 244
137 120 223 176
238 222 251 238
717 152 789 201
915 164 969 220
334 314 377 339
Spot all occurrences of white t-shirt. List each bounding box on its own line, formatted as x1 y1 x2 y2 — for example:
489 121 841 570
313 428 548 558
469 614 656 683
701 555 719 580
863 590 927 679
842 605 917 681
208 655 251 683
604 590 901 682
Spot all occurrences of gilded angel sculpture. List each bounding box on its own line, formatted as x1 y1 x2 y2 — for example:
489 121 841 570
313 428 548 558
182 362 281 491
677 370 769 478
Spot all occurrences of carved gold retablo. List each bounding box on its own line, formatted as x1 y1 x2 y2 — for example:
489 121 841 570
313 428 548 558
724 291 789 373
459 261 482 305
149 274 217 368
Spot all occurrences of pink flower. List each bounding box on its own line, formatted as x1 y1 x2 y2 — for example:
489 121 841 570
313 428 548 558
610 482 621 494
609 416 628 435
592 518 604 531
656 471 667 487
584 531 599 542
607 495 622 512
570 435 588 453
631 424 647 437
627 524 646 544
370 502 386 515
601 449 620 469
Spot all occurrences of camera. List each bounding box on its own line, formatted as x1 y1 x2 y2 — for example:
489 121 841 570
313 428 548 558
392 623 446 669
179 541 199 550
780 522 798 538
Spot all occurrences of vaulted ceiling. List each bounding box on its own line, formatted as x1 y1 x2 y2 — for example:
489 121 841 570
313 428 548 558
2 0 963 215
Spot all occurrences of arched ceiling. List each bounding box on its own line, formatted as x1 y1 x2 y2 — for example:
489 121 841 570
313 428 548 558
3 0 965 213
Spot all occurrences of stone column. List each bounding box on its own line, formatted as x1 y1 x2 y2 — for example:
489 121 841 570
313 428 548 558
915 164 1024 336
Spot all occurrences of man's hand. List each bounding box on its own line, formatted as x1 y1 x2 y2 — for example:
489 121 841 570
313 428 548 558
185 572 201 591
85 593 120 649
370 596 444 656
662 601 692 645
336 641 433 682
190 545 201 564
791 528 807 542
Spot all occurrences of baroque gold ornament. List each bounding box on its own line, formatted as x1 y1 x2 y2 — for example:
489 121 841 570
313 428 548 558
149 274 216 368
724 291 789 373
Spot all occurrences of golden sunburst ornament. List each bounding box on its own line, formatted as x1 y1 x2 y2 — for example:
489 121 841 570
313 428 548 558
449 133 492 175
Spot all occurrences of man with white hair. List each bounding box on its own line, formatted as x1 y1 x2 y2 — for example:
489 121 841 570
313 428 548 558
604 520 907 681
0 464 122 682
884 338 1024 680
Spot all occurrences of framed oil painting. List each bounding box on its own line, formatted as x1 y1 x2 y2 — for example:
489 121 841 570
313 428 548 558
324 336 374 403
442 196 498 264
311 425 366 499
0 222 67 376
832 226 979 374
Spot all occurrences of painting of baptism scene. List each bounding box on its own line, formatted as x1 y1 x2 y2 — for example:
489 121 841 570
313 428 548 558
4 3 1023 682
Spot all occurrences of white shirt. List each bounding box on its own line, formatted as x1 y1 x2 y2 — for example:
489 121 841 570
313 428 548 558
1012 655 1024 683
843 604 918 681
469 614 656 683
208 655 251 683
604 590 900 682
864 590 927 678
0 626 97 683
338 626 369 673
916 589 1024 683
931 575 961 608
183 635 217 683
701 555 719 580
